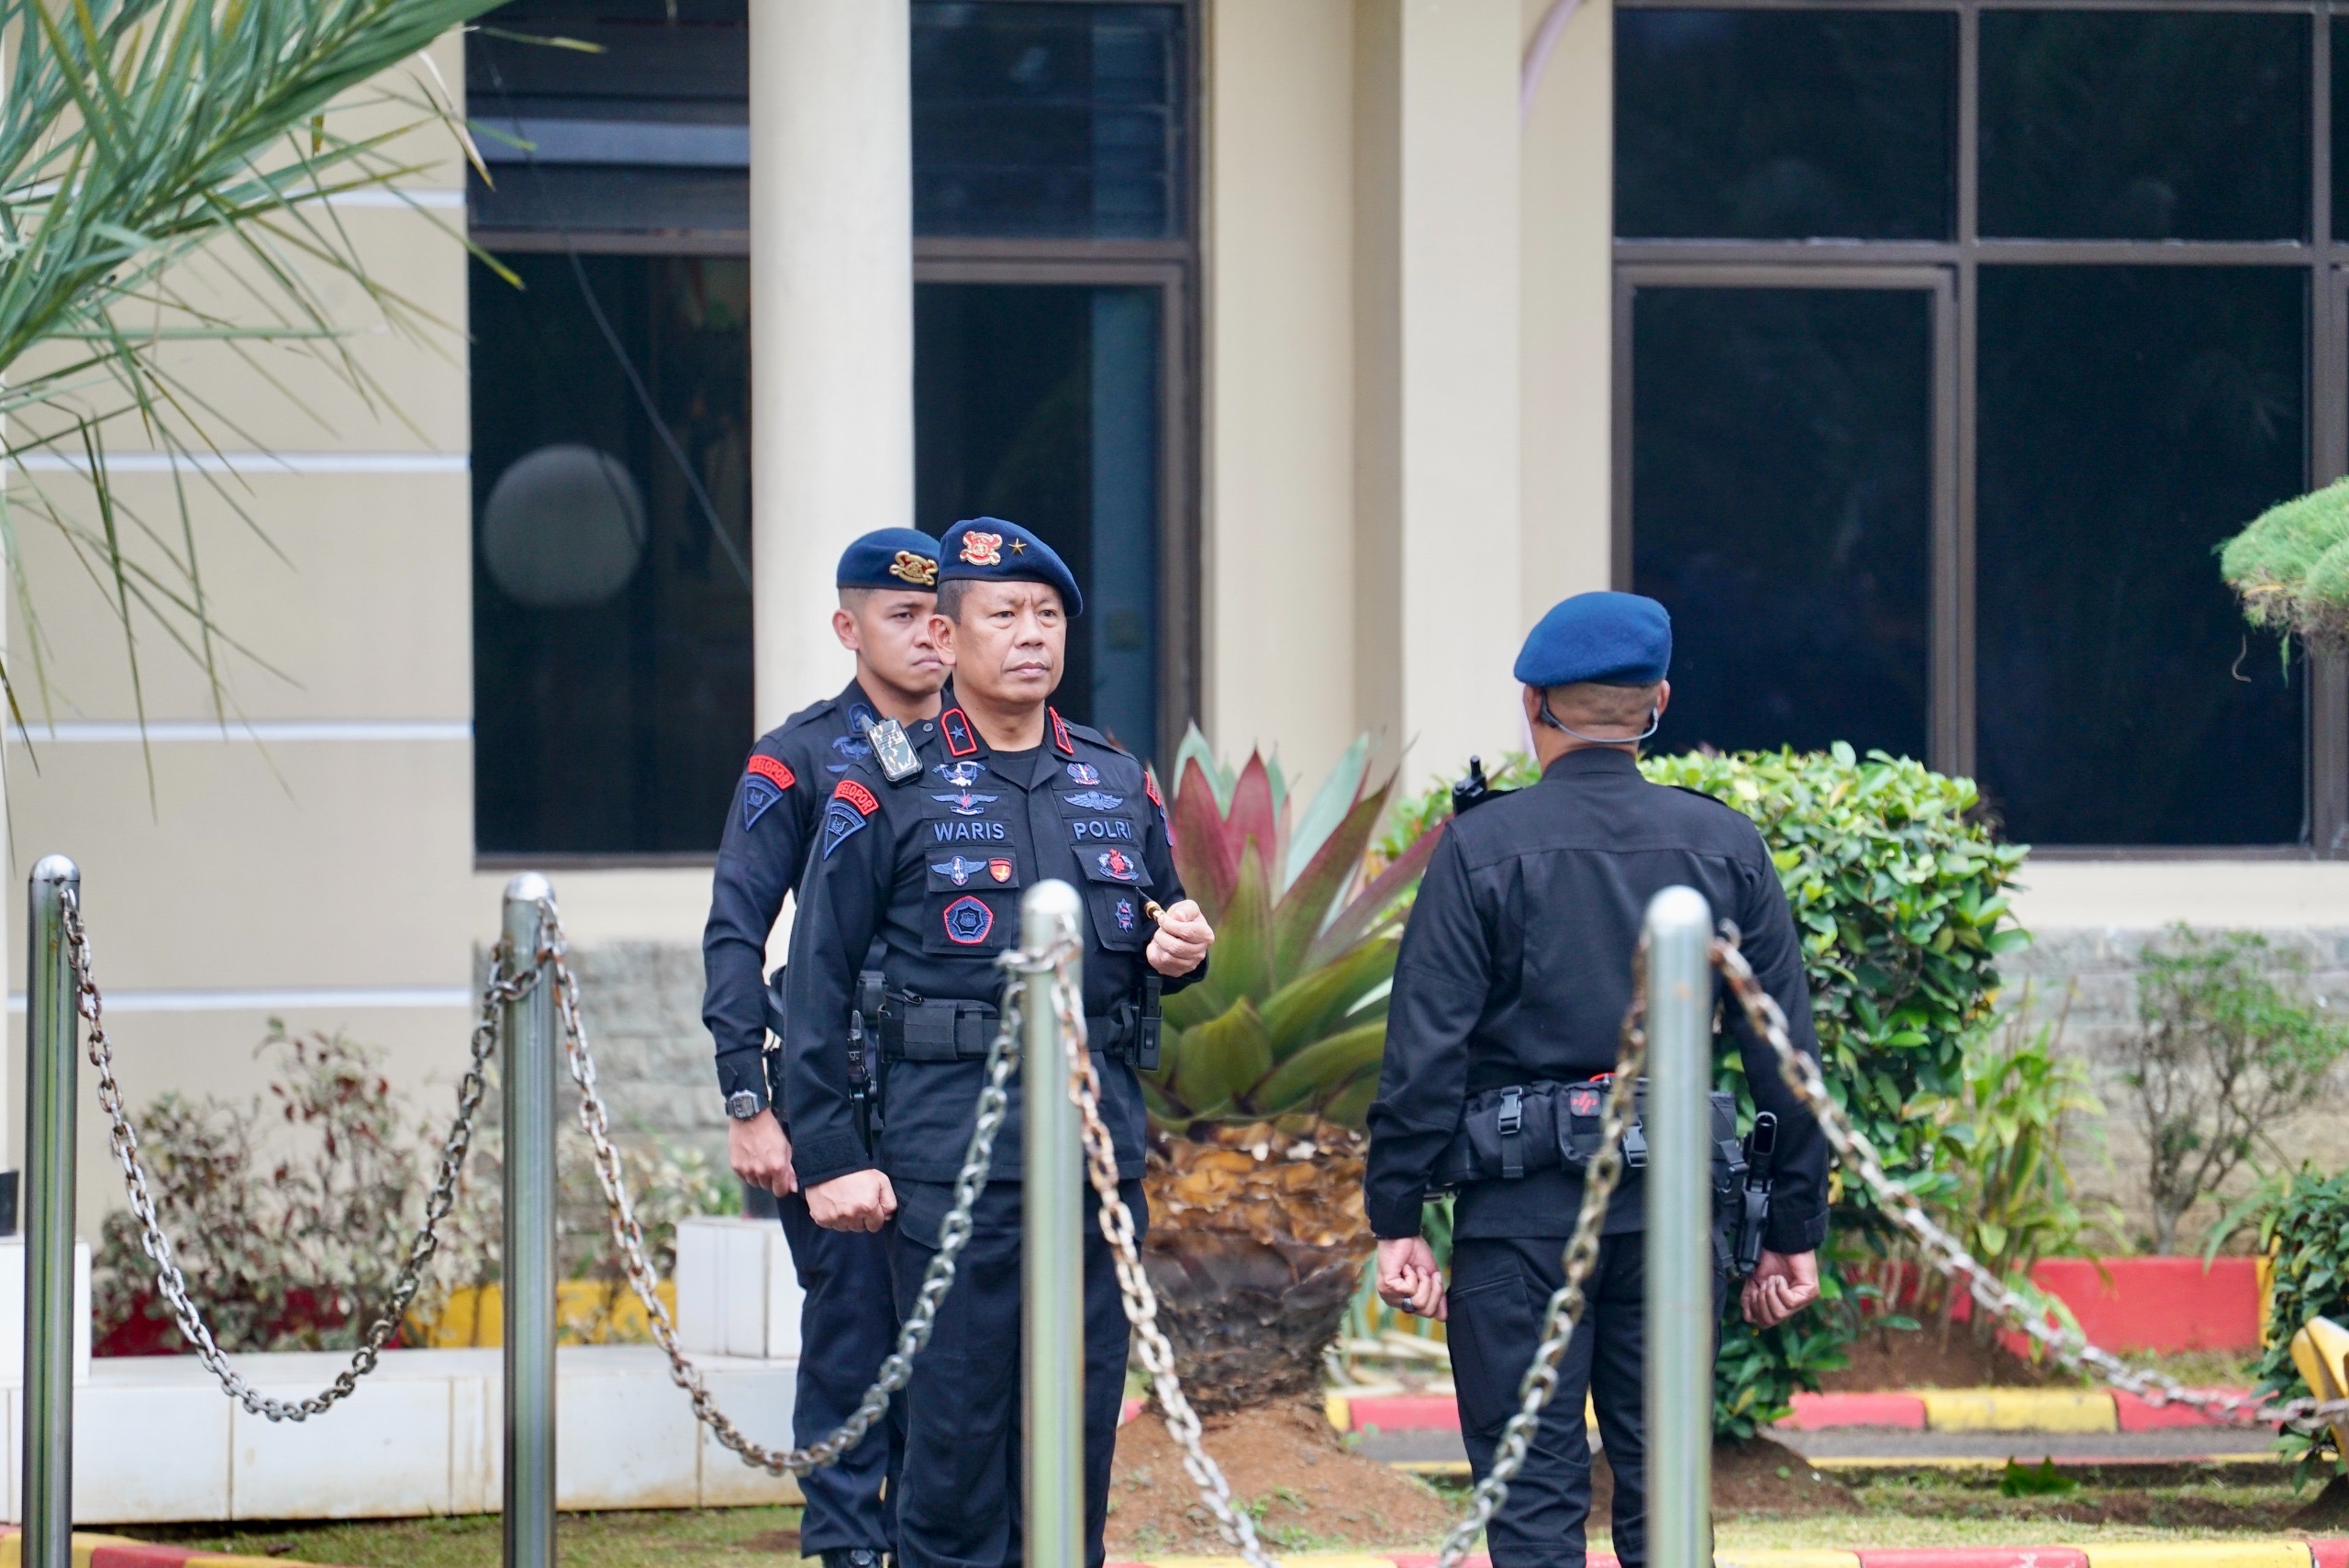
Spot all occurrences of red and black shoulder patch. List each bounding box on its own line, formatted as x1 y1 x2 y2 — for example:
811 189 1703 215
1049 706 1075 755
1144 771 1163 809
833 778 880 816
941 707 979 758
746 754 796 792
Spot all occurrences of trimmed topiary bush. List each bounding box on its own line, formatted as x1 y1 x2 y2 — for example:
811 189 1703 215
2222 477 2349 651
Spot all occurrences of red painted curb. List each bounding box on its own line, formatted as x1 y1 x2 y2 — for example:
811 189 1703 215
1349 1396 1466 1432
2112 1388 2254 1430
2310 1540 2349 1568
1856 1551 2087 1568
1785 1392 1929 1430
1387 1555 1621 1568
90 1546 205 1568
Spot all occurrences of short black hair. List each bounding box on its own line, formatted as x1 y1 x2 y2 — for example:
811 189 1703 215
935 578 973 622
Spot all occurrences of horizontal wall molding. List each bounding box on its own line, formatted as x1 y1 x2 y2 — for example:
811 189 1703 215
7 720 472 744
323 187 465 209
6 984 473 1015
7 450 468 476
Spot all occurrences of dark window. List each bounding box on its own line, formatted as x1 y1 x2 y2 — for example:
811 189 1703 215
1631 287 1932 762
472 254 753 856
1615 9 1954 240
1979 11 2309 241
917 284 1163 759
1976 267 2305 845
912 3 1186 239
2334 17 2349 241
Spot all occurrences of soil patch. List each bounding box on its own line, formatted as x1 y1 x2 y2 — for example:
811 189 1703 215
1706 1436 1863 1516
1820 1324 2064 1390
1108 1397 1454 1554
2293 1473 2349 1529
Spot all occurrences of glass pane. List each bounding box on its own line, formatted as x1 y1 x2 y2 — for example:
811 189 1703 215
1615 10 1954 240
916 284 1163 761
472 253 754 855
913 3 1186 239
1977 267 2304 846
1631 288 1932 762
2334 18 2349 240
1980 12 2309 241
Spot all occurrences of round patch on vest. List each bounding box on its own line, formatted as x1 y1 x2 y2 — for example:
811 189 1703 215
942 895 995 946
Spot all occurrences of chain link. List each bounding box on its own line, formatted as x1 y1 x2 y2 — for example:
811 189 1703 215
1712 935 2349 1438
68 884 511 1422
543 896 1067 1474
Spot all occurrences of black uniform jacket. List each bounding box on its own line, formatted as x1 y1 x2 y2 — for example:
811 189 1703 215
785 696 1204 1192
700 678 892 1115
1364 746 1830 1254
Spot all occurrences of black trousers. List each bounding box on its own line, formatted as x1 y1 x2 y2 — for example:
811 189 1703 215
776 1188 903 1555
888 1179 1143 1568
1446 1233 1720 1568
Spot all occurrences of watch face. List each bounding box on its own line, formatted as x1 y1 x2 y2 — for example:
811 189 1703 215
727 1091 763 1120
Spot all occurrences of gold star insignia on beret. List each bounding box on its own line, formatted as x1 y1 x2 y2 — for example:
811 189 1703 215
1008 538 1028 554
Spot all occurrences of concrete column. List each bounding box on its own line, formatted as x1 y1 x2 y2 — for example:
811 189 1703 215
1355 0 1525 781
750 1 914 732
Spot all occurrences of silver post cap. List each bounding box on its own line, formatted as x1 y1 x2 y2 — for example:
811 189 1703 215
1644 884 1712 939
504 871 555 906
1021 878 1084 948
30 855 78 890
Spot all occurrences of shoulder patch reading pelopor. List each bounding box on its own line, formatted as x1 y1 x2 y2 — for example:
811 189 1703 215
747 755 796 792
821 782 877 858
740 754 797 831
834 778 881 816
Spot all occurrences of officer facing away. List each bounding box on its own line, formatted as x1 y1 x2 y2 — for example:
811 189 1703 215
699 527 949 1568
786 516 1215 1568
1363 591 1830 1568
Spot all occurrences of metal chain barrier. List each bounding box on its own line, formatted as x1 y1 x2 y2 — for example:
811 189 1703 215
66 884 514 1422
1713 935 2349 1437
542 895 1066 1475
1064 953 1654 1568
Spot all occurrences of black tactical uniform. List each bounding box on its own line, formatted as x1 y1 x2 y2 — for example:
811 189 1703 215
1364 747 1830 1568
701 678 904 1562
786 695 1200 1568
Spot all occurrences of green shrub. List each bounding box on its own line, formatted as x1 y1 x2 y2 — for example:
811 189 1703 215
2222 478 2349 651
1387 743 2031 1431
2241 1169 2349 1476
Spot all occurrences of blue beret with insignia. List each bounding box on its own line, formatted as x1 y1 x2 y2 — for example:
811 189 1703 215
837 528 941 591
937 517 1084 617
1514 592 1673 689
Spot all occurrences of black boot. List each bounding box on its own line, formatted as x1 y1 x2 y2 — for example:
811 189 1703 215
820 1551 882 1568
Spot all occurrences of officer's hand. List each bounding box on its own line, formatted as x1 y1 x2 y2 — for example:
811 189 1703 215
1146 899 1214 977
1375 1237 1448 1321
728 1111 797 1195
807 1170 897 1232
1742 1249 1820 1328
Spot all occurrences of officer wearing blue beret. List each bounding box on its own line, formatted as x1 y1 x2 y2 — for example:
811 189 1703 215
698 526 946 1568
786 516 1214 1568
1363 591 1830 1568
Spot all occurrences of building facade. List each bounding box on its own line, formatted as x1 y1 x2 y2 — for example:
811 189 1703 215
8 0 2347 1238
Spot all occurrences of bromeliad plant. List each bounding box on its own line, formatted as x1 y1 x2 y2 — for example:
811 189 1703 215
1138 728 1443 1413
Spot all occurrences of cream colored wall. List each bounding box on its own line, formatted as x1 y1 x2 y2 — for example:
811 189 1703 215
1199 0 1364 791
3 37 477 1233
1519 0 1615 624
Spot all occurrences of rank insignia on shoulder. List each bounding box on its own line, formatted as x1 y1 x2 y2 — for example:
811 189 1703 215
941 707 979 758
863 717 921 784
1144 772 1163 809
1066 762 1102 786
1050 707 1074 755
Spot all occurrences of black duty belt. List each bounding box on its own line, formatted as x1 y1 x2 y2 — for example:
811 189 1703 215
876 995 1155 1067
1433 1076 1743 1190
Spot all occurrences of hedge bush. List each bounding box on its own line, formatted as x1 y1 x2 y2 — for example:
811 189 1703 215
1385 744 2031 1433
2247 1169 2349 1474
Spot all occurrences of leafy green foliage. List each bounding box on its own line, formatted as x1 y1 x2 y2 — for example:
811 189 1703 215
2222 477 2349 651
1909 987 2115 1333
2238 1169 2349 1476
2 0 504 732
2123 929 2349 1253
1387 742 2029 1431
1150 728 1442 1130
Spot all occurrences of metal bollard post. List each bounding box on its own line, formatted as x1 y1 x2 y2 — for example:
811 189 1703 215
501 874 559 1568
1643 884 1715 1568
23 857 80 1568
1022 880 1085 1568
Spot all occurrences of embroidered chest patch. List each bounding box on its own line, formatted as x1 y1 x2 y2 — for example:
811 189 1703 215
1070 817 1135 842
1062 791 1123 811
930 787 1000 817
930 818 1010 844
942 895 996 945
1065 762 1102 786
1093 848 1141 884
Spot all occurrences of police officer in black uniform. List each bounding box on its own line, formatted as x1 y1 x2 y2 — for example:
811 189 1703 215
785 517 1214 1568
1363 591 1831 1568
701 527 947 1568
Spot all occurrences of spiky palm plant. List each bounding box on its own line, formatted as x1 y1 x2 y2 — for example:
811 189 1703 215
2 0 506 735
1140 728 1444 1413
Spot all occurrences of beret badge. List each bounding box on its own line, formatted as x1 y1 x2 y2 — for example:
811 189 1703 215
960 530 1005 567
888 549 939 587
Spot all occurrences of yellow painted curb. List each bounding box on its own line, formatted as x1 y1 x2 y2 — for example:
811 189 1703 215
1325 1392 1352 1432
2081 1545 2312 1567
1805 1451 2285 1473
1918 1388 2118 1433
1714 1551 1864 1567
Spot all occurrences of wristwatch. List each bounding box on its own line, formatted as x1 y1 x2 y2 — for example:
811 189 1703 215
725 1090 765 1121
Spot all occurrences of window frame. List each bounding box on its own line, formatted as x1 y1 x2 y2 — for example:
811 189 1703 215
1613 0 2349 857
